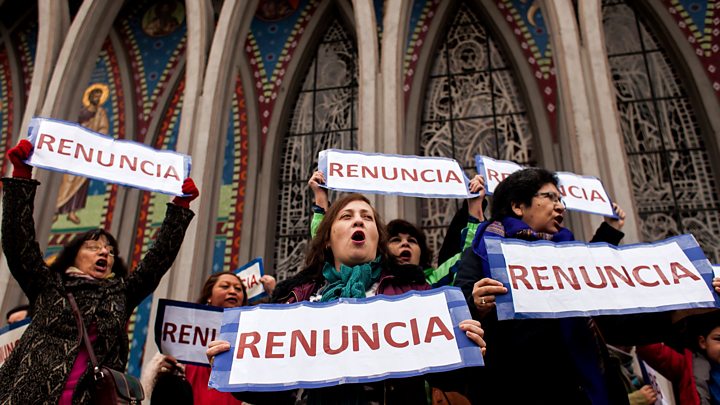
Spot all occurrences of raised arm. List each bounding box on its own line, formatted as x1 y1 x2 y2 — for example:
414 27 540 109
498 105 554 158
125 178 198 312
1 140 51 298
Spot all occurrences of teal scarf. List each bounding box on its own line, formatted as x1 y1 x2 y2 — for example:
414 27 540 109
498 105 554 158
319 257 382 302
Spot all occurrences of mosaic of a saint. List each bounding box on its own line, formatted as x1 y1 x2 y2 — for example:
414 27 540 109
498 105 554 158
54 83 109 224
142 0 185 37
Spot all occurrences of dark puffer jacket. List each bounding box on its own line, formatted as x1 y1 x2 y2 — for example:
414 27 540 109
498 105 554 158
0 178 194 404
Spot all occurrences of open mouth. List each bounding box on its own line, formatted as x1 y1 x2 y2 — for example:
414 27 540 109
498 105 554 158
95 259 108 272
399 250 412 259
225 297 238 305
351 230 366 243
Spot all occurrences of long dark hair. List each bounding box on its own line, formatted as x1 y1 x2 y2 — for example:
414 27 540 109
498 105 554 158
490 168 559 222
387 219 432 269
301 193 390 280
49 229 128 278
197 271 248 307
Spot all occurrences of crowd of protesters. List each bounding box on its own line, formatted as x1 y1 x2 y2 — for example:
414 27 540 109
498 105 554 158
1 139 720 405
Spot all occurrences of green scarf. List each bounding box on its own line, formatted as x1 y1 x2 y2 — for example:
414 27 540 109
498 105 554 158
319 257 382 302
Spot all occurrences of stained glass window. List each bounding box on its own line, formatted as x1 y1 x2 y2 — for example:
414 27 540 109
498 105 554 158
419 3 534 263
273 17 358 281
603 0 720 262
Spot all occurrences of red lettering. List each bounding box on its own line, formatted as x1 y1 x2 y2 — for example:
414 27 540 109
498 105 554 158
290 330 317 357
36 133 56 151
140 160 154 176
381 167 398 180
653 265 671 285
557 185 566 197
265 331 285 358
568 185 583 199
424 316 454 343
410 318 420 345
590 190 606 202
531 266 553 290
58 139 73 156
579 266 607 288
119 155 137 171
361 165 378 179
487 169 500 183
192 327 213 346
178 324 191 344
323 326 349 355
164 165 181 181
605 265 635 288
400 168 418 182
329 163 343 177
445 170 463 184
632 265 659 287
420 169 435 182
670 262 701 283
352 323 380 351
236 332 261 359
383 322 408 348
509 265 533 290
552 266 580 290
162 322 177 343
74 143 93 162
347 164 358 177
97 150 114 167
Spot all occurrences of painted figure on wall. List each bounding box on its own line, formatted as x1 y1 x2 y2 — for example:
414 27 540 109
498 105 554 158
142 0 185 37
54 83 109 224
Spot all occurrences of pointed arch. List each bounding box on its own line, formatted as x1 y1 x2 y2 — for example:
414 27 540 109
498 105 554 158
602 0 720 262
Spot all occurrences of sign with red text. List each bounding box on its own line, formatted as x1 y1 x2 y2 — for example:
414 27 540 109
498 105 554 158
234 258 266 302
27 117 191 196
475 155 617 218
486 234 718 320
0 318 30 367
208 287 483 392
154 300 223 366
319 149 474 198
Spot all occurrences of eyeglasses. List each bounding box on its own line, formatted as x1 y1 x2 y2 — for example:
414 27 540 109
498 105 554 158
82 242 115 257
535 191 565 206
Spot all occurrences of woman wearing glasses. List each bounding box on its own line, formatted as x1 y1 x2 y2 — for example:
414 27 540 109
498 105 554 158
0 140 198 404
454 168 671 404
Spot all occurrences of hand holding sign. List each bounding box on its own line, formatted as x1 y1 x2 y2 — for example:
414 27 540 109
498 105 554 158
604 202 626 231
6 140 33 179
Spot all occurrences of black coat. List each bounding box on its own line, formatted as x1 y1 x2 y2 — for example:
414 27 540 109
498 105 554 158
0 178 194 404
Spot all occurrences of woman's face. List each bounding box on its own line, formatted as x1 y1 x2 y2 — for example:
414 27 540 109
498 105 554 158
73 235 115 278
329 200 380 270
512 183 565 234
699 326 720 364
208 274 245 308
388 233 421 266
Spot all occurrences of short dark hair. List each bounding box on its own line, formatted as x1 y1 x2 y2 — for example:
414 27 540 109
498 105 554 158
197 271 248 307
48 229 128 278
6 304 30 321
490 168 559 221
387 219 432 269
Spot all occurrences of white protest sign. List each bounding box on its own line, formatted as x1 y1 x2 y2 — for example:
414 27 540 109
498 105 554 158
475 155 616 217
209 288 483 392
713 264 720 278
27 117 191 196
319 149 471 198
0 319 30 367
234 258 266 302
486 234 718 319
155 300 223 365
642 361 675 405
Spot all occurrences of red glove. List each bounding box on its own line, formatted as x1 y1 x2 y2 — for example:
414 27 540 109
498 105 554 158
7 140 33 178
172 178 199 208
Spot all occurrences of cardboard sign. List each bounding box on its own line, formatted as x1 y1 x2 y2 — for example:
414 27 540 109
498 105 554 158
209 287 483 392
0 318 30 367
475 155 616 217
319 149 474 198
486 234 718 320
27 117 191 195
154 300 223 366
234 258 266 302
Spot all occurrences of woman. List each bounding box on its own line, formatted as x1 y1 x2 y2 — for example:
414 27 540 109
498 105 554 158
0 140 198 404
146 271 276 404
455 167 670 404
309 170 486 287
208 193 486 404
